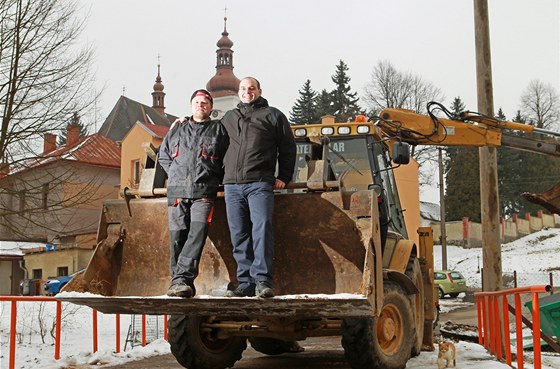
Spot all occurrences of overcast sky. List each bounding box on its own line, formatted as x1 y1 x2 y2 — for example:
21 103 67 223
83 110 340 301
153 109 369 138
80 0 559 128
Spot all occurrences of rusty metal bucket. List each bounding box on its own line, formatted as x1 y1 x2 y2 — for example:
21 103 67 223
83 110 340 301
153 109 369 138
65 190 372 300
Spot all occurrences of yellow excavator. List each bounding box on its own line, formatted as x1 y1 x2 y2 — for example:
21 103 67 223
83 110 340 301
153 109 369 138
59 102 560 369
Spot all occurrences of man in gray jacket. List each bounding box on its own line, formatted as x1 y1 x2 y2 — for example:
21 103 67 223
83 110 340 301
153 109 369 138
222 77 296 298
158 89 229 298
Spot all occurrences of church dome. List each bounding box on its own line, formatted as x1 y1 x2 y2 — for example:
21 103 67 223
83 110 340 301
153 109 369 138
206 71 240 98
217 31 234 49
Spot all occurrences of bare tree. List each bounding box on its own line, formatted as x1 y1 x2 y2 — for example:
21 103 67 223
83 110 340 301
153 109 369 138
0 1 114 243
520 79 560 130
363 60 445 186
0 0 96 168
363 60 444 115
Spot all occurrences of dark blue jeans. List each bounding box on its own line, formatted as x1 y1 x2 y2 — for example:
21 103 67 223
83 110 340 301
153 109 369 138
224 182 275 287
168 198 214 286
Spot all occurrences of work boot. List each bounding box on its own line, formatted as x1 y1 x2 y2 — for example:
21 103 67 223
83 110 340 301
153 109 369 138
167 283 194 298
256 281 274 298
225 283 255 297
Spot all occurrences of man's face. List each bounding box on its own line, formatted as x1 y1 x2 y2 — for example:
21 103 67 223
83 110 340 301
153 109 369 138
191 96 212 122
238 78 262 104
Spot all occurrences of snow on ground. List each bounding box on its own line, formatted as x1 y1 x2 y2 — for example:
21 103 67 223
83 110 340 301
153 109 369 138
1 229 560 368
434 227 560 289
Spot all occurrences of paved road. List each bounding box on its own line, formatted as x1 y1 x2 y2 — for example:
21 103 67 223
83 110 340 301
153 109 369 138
441 304 478 325
102 336 350 369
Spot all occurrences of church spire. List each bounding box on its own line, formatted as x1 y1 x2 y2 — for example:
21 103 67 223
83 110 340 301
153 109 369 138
206 11 240 98
152 57 166 116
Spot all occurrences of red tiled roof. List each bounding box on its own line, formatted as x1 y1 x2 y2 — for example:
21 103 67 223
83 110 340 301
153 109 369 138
141 123 170 138
13 134 120 176
67 134 121 167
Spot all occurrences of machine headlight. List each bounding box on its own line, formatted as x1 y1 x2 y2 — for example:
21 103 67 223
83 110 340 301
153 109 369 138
294 128 307 137
321 127 334 135
337 126 351 135
357 125 370 134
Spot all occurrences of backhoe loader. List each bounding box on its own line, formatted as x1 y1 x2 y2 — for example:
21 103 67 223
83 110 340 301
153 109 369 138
59 102 560 369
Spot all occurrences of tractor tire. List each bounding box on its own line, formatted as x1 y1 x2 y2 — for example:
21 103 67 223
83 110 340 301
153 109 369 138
168 315 247 369
342 281 414 369
405 256 424 357
248 337 304 355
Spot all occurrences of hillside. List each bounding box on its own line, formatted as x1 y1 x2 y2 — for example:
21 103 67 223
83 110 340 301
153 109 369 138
434 228 560 289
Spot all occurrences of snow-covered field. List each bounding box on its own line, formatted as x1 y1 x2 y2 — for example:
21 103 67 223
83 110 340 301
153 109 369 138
434 227 560 289
1 228 560 368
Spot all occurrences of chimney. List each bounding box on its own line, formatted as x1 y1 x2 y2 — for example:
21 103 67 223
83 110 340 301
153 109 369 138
0 163 9 177
43 133 57 154
66 124 80 146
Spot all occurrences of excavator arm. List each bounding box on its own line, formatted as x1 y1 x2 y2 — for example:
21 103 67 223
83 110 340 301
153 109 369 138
377 103 560 156
376 102 560 213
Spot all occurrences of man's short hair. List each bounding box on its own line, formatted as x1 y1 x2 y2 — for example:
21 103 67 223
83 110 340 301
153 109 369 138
191 89 213 104
240 77 261 89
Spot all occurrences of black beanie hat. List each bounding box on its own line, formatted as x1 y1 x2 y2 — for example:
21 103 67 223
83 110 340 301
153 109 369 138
191 89 213 105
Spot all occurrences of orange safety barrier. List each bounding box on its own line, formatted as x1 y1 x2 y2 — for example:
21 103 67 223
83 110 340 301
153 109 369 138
0 295 167 369
475 285 552 369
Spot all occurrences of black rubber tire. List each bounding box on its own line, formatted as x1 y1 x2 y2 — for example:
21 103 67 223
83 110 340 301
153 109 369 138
342 281 414 369
168 315 247 369
248 337 302 355
405 257 424 357
438 288 445 299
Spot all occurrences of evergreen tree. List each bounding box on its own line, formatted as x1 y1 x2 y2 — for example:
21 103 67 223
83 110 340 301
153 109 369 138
496 109 523 216
330 60 362 122
497 109 560 217
444 97 481 222
57 112 89 146
315 89 335 118
449 97 466 117
289 80 320 124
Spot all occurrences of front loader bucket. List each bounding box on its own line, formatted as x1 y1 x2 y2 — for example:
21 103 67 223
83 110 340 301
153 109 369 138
64 190 373 302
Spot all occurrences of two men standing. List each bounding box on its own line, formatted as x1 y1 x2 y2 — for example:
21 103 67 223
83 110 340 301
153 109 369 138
159 79 296 298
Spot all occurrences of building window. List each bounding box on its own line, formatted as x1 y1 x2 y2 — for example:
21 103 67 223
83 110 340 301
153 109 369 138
57 266 68 277
42 183 49 209
133 159 141 186
18 190 26 212
32 269 42 280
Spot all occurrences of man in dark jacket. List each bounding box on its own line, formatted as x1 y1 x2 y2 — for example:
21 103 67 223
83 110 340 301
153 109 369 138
222 77 296 298
158 89 229 298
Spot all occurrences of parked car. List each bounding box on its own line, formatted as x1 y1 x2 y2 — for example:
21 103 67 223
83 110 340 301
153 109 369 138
44 270 83 295
434 269 467 298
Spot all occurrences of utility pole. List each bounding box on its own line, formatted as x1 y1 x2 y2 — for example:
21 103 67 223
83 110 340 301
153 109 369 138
474 0 502 292
438 147 448 270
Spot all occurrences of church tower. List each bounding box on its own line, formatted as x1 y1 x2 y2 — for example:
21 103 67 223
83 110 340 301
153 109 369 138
206 14 241 118
152 63 166 116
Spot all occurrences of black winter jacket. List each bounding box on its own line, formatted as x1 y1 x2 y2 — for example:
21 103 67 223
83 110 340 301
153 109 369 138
221 97 296 185
158 118 229 204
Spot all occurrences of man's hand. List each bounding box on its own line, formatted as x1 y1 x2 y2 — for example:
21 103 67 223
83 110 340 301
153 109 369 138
274 179 286 189
170 116 187 129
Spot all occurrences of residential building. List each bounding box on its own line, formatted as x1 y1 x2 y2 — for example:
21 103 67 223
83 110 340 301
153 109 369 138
121 122 169 191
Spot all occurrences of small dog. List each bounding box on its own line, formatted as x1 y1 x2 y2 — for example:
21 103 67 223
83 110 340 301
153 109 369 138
437 341 456 369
